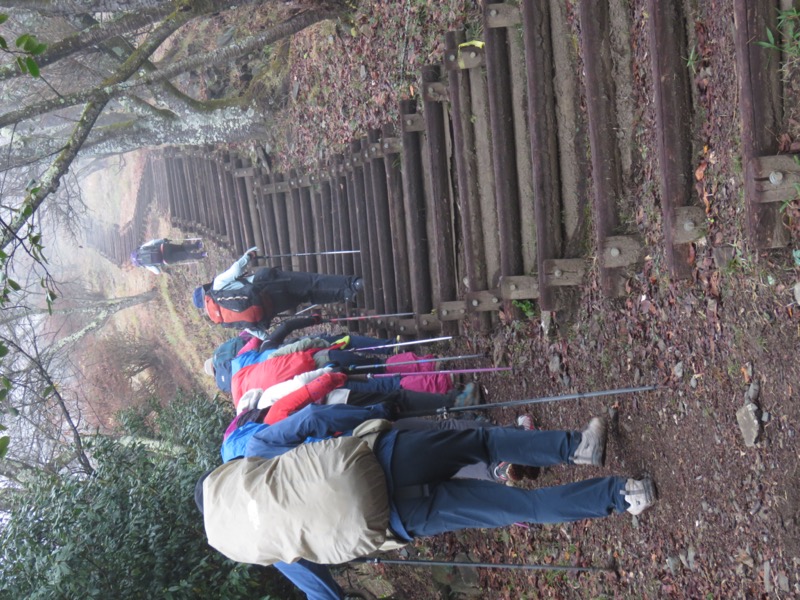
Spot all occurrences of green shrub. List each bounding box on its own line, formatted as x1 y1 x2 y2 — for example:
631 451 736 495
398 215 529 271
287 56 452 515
0 393 297 599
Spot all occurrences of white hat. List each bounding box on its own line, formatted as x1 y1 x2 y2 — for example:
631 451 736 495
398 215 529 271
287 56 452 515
204 358 215 377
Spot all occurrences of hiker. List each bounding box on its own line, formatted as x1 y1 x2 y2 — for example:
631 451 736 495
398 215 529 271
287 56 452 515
130 238 207 274
221 402 537 484
228 336 452 410
192 247 364 337
195 412 656 599
204 316 394 393
231 376 478 429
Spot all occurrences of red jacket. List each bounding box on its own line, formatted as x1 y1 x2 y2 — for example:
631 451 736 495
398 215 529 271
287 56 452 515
231 350 317 407
263 372 348 425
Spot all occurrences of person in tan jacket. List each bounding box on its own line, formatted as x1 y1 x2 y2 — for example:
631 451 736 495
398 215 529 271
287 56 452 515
195 405 656 599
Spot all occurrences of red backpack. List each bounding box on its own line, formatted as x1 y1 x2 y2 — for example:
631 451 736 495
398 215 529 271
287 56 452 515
204 284 274 329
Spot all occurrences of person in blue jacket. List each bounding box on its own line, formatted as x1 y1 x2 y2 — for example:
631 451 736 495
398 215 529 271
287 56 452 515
198 405 656 599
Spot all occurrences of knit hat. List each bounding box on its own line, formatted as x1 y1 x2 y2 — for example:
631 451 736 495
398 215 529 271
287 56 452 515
192 285 206 309
204 358 215 377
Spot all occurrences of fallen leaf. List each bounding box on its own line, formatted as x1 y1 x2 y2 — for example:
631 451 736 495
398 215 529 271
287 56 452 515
695 161 708 181
709 271 721 298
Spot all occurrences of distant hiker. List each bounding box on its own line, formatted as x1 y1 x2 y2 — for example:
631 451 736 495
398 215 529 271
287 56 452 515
195 413 656 599
130 238 206 274
192 247 364 338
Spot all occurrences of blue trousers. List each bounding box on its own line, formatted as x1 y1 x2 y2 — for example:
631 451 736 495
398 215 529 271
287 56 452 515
390 428 628 537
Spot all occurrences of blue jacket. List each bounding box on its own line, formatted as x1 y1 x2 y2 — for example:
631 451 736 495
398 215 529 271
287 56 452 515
221 422 266 463
244 403 398 600
231 346 275 377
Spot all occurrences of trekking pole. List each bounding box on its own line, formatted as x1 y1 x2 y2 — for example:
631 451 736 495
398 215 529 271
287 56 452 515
352 335 453 352
254 250 360 260
326 312 415 322
368 366 512 378
295 304 320 316
347 353 486 371
402 385 663 418
352 556 616 575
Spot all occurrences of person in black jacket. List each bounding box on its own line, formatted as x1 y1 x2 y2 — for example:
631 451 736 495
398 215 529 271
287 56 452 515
131 238 206 274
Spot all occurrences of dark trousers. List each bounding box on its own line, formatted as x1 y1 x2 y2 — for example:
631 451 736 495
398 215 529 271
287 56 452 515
394 417 502 482
253 268 359 314
345 388 455 414
161 241 204 263
318 334 393 353
389 428 628 537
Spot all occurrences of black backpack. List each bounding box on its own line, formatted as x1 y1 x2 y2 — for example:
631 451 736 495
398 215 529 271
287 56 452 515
204 282 274 330
135 244 163 267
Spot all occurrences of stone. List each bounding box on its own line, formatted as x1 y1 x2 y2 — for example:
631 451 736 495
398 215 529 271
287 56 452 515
736 402 761 447
678 551 689 568
548 353 562 374
794 282 800 305
763 561 772 593
778 572 790 592
745 381 760 403
430 554 481 596
666 556 680 575
687 546 697 570
673 361 684 379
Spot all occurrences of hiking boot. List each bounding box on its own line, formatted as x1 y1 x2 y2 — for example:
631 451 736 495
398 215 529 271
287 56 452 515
516 414 534 430
494 461 538 482
493 461 524 483
622 476 657 515
571 417 607 466
454 382 480 407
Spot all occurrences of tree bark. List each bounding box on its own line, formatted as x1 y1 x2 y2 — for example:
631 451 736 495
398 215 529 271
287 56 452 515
0 4 176 82
1 101 266 168
0 5 191 251
0 0 173 14
0 8 336 129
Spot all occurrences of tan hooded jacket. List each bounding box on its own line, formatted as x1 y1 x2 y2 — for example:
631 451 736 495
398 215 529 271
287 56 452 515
203 422 404 566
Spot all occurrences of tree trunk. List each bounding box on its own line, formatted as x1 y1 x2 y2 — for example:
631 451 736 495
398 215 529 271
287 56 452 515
0 289 158 327
0 8 336 129
0 5 192 251
0 0 174 14
0 4 176 82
